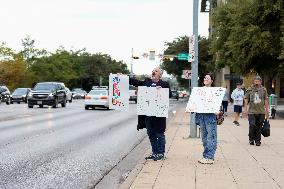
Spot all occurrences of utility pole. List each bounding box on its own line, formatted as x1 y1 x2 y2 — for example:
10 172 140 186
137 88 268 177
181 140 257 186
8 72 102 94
189 0 199 138
131 48 134 74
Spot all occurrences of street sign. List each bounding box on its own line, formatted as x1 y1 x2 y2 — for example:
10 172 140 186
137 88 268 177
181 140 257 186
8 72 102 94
183 70 191 79
178 53 189 60
149 50 155 60
188 35 195 62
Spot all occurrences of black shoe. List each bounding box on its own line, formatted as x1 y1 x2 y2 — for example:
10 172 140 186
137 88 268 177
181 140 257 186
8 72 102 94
233 121 240 126
153 154 164 161
249 140 254 145
256 142 261 146
145 154 155 160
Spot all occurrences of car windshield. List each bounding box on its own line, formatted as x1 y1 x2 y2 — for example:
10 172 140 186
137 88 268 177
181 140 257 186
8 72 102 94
13 88 27 95
0 86 7 93
72 89 84 93
34 84 56 91
89 90 107 96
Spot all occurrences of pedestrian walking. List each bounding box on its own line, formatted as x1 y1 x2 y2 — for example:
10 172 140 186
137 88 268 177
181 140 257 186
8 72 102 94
244 76 269 146
231 83 245 126
222 86 229 116
196 73 221 164
129 67 172 161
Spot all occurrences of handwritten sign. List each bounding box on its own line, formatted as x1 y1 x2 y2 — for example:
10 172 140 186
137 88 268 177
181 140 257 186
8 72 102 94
137 86 169 118
186 87 225 113
109 74 129 111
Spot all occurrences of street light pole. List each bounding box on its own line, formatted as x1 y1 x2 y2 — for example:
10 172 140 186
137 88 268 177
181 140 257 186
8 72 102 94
131 48 134 74
189 0 199 138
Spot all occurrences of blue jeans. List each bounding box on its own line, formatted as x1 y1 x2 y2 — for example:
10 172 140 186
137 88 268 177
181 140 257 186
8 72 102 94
145 117 166 155
196 113 217 160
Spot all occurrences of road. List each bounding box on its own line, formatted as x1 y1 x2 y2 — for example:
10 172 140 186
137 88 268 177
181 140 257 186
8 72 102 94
0 99 182 189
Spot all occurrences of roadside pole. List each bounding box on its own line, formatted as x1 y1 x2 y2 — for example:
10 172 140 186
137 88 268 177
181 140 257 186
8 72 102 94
131 48 134 74
189 0 199 138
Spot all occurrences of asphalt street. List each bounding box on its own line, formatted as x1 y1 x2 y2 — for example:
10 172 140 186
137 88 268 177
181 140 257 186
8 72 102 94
0 99 182 189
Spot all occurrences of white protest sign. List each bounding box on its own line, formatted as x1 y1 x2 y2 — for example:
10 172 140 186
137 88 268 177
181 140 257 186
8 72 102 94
186 87 226 113
109 74 129 111
137 86 169 118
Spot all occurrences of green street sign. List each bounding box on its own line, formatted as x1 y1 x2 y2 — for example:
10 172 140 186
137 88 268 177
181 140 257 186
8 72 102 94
178 53 189 60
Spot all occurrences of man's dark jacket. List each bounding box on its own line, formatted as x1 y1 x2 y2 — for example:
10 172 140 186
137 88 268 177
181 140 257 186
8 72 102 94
130 78 172 133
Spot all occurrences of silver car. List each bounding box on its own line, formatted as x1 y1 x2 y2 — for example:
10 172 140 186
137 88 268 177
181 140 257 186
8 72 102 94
84 88 109 110
65 87 73 103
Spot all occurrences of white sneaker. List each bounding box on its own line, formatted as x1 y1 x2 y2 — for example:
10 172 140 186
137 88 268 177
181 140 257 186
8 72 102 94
198 158 214 164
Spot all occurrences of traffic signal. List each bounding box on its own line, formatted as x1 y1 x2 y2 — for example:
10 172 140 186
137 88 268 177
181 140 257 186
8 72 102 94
132 55 139 59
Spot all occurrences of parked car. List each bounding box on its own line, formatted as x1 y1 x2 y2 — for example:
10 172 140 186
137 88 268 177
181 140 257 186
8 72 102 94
27 82 67 108
65 87 73 103
85 86 109 110
0 85 11 105
171 90 179 100
11 88 31 104
71 88 87 99
129 85 137 103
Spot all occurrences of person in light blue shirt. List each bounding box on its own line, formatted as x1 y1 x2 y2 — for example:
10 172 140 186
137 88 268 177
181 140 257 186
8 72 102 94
231 83 245 126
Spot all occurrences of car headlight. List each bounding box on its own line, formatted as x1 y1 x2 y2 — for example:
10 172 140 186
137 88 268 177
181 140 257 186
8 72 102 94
28 92 32 97
49 93 54 97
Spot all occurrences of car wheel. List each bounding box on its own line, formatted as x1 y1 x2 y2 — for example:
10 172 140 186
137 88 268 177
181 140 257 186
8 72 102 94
85 105 89 110
61 98 66 107
11 101 13 104
6 100 10 105
52 98 58 108
135 99 137 104
18 102 20 104
39 105 43 108
69 97 72 103
28 105 33 108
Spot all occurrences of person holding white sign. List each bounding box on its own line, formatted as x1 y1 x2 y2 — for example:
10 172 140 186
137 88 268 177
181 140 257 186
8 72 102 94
196 73 221 164
129 67 172 161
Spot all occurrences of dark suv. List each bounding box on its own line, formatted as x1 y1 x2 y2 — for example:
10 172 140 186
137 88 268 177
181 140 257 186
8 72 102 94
0 85 11 105
27 82 67 108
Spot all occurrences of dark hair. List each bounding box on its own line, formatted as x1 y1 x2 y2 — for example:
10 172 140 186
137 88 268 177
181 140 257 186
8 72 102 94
203 72 215 87
205 72 214 81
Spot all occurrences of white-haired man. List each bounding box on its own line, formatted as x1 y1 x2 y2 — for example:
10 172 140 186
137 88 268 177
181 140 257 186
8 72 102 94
129 67 172 161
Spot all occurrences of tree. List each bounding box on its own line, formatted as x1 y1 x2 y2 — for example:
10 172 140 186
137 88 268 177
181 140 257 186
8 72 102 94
211 0 283 93
0 43 29 90
20 35 47 68
162 36 214 88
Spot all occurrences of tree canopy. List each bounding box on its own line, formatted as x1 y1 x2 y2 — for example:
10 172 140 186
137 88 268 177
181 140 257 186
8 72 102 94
0 36 129 91
210 0 283 92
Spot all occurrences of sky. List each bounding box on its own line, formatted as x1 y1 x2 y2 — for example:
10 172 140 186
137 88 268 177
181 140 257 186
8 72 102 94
0 0 209 75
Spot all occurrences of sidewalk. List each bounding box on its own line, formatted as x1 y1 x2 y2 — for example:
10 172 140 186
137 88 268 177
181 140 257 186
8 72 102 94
120 103 284 189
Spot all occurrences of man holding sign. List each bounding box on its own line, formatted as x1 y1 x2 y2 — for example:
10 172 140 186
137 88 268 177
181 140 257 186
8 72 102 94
186 73 225 164
129 67 172 161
